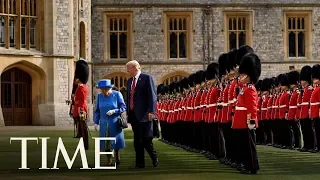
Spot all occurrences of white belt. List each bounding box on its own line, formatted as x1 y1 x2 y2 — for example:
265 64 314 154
261 108 268 111
174 109 178 112
169 110 174 113
186 107 193 110
228 98 237 104
272 106 278 108
289 106 297 109
208 103 217 107
178 108 182 111
221 103 228 106
267 107 273 109
300 102 309 106
236 106 247 110
163 110 168 113
310 102 320 106
279 105 287 108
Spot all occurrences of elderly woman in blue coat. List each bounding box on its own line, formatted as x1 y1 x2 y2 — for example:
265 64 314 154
94 79 126 165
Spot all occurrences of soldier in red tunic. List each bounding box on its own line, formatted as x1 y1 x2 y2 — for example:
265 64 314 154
310 64 320 152
257 78 271 145
232 52 261 174
265 78 275 146
205 62 220 160
287 71 302 149
73 59 89 150
272 75 282 148
278 74 291 148
299 66 316 152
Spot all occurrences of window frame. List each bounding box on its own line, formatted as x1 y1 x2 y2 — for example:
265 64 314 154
223 11 253 52
103 12 133 62
163 11 193 61
283 11 312 60
0 0 41 50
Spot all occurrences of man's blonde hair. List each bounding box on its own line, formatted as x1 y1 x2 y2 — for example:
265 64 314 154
126 60 141 70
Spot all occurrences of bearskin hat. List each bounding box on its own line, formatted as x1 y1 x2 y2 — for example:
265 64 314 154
237 45 254 66
227 48 238 71
169 82 176 94
279 73 289 87
194 70 204 85
188 73 195 88
261 78 271 92
206 62 219 80
75 59 89 84
218 53 228 77
182 77 190 89
273 76 279 87
175 81 181 93
238 53 261 84
312 64 320 80
288 71 300 85
163 85 169 95
300 65 312 84
255 80 262 91
201 70 207 83
157 84 164 95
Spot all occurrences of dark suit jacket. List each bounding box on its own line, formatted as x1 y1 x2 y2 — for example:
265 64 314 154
127 73 157 123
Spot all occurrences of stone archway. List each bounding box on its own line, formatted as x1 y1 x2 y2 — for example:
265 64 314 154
160 70 190 85
0 61 46 126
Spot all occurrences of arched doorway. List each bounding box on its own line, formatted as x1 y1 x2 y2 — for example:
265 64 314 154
1 67 32 126
160 71 190 85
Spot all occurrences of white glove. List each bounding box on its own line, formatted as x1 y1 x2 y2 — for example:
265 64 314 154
94 124 99 131
248 124 255 130
106 110 116 116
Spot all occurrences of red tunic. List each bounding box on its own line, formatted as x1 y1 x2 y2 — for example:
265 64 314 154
208 86 219 123
310 86 320 119
232 84 258 129
221 83 230 123
200 89 208 121
193 90 202 122
184 93 193 121
216 85 224 123
300 86 313 119
266 95 273 120
73 84 88 117
288 90 299 120
228 79 237 121
273 94 280 120
257 96 262 121
261 95 269 120
279 91 290 119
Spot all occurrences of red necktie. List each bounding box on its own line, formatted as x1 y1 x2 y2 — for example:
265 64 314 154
130 77 136 110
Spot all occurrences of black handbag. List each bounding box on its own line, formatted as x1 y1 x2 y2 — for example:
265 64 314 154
153 118 160 138
118 111 128 129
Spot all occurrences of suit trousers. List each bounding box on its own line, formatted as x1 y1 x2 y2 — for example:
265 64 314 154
129 110 157 166
75 117 89 150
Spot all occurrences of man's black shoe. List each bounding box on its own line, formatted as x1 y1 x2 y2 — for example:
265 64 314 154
153 158 159 167
135 164 145 168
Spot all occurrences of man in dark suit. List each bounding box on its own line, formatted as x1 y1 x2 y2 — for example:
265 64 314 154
126 60 159 168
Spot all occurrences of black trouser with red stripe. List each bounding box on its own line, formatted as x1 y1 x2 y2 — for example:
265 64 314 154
300 118 316 150
234 128 259 173
75 116 89 150
312 118 320 151
220 122 233 161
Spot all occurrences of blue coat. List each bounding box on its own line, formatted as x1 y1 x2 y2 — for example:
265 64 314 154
94 90 126 150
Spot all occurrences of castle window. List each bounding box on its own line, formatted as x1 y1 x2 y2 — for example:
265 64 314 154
0 0 41 50
104 12 132 61
164 12 193 60
284 11 312 59
224 11 253 51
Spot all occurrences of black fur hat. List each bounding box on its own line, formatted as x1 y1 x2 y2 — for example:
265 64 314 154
169 82 177 94
75 59 89 84
194 70 204 85
157 84 164 95
163 85 169 94
188 73 195 88
279 73 289 87
237 45 254 66
218 53 228 77
227 48 238 71
274 76 279 87
206 62 219 80
201 70 207 83
288 71 300 85
300 65 312 84
261 78 271 92
312 64 320 80
255 80 262 91
238 53 261 84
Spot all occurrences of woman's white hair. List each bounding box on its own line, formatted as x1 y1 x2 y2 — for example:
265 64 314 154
126 60 141 70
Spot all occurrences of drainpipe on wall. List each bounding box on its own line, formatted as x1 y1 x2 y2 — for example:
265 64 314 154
202 9 206 70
